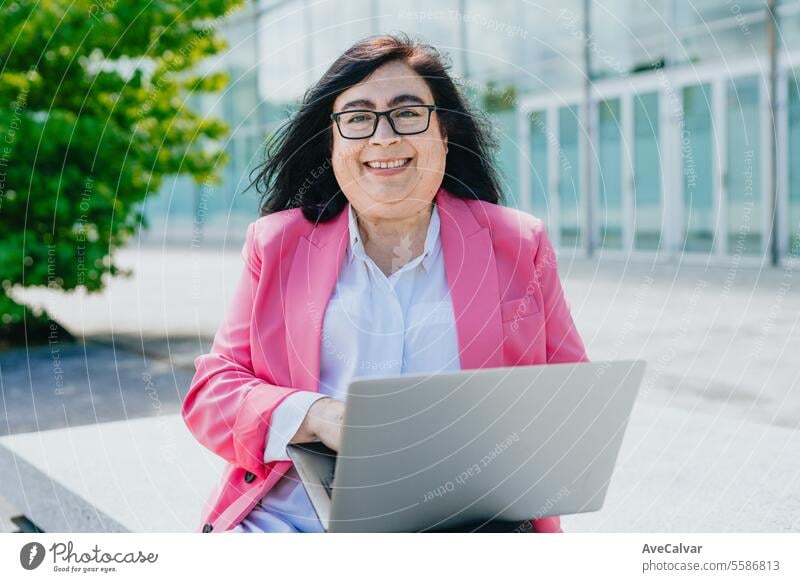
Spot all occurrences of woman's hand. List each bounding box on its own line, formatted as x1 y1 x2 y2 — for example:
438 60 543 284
290 397 345 452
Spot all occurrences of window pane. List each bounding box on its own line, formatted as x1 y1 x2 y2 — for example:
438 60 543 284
589 0 669 79
522 0 586 93
778 1 800 53
310 1 373 80
633 91 662 250
378 0 463 77
682 84 715 253
789 72 800 256
493 110 520 208
675 1 768 65
529 111 549 227
727 77 762 255
559 105 581 249
462 0 523 86
598 99 623 248
260 3 308 111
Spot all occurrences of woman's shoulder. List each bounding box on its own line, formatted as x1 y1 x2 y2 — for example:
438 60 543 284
460 198 557 274
463 198 546 242
248 207 312 246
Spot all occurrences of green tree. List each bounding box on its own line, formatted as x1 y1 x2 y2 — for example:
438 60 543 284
0 0 241 347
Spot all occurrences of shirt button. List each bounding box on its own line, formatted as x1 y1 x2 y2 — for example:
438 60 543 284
244 471 256 483
202 523 213 533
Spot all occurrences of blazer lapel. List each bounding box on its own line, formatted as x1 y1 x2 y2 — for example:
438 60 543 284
437 188 505 370
284 206 349 391
284 186 505 391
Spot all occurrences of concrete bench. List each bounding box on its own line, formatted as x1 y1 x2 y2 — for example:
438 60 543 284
0 414 223 532
0 402 797 532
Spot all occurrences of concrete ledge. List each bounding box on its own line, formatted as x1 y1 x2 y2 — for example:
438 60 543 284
0 446 125 532
0 415 223 532
0 402 797 532
0 493 26 532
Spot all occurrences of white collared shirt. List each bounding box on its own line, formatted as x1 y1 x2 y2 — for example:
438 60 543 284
231 199 461 532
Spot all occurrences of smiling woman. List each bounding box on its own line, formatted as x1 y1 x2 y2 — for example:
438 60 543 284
247 32 503 223
184 32 590 534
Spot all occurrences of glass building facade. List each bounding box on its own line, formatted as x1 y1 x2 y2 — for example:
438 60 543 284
140 0 800 265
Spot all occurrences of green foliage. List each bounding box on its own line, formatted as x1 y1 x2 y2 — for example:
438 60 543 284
0 0 242 339
482 80 517 112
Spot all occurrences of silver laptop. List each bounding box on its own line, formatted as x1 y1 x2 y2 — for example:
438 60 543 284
286 359 646 533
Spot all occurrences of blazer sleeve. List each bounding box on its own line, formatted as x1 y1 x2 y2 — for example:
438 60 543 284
528 222 590 534
263 391 327 463
534 222 590 365
182 221 307 479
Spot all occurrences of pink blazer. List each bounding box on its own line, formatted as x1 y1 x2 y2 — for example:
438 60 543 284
183 185 590 533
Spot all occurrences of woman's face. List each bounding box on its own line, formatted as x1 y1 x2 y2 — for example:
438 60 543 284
330 60 448 222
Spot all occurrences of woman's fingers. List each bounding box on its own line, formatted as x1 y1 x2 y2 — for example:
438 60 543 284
309 398 345 451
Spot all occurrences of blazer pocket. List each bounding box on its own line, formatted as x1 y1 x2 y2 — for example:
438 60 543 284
500 294 540 323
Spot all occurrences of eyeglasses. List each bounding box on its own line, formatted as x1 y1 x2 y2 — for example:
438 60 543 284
330 105 437 139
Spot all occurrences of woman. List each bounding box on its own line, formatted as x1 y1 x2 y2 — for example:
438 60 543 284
183 33 589 533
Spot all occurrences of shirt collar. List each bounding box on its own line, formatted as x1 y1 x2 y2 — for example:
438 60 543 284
347 198 441 273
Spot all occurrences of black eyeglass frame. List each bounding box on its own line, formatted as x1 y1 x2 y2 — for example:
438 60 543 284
329 104 438 139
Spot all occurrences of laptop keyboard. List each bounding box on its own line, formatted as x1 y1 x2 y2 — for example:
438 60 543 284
320 460 336 498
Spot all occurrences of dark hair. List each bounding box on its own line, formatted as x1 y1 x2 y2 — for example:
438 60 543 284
247 32 505 223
